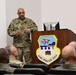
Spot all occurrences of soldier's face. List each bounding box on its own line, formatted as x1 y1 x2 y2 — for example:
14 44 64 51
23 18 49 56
18 9 25 20
13 48 18 57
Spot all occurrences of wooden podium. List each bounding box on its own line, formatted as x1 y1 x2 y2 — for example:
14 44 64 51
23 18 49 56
31 29 76 67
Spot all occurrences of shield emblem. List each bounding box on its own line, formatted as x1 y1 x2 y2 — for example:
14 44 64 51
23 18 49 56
36 35 60 65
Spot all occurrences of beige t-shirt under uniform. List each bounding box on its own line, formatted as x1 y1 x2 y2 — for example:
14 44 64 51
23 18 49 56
9 58 24 68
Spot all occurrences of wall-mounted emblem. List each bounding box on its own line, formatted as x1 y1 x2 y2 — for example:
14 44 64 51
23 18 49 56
36 35 60 65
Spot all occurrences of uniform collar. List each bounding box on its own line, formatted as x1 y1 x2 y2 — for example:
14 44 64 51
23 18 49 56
18 17 26 20
61 64 76 69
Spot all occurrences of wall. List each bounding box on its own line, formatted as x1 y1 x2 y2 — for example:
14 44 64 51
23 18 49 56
5 0 76 45
6 0 42 45
0 0 7 47
41 0 76 33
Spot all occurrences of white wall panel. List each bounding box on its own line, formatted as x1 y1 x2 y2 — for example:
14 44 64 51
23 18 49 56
41 0 76 33
0 0 7 47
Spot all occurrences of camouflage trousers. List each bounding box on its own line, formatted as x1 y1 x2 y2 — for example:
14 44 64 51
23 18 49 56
16 47 32 64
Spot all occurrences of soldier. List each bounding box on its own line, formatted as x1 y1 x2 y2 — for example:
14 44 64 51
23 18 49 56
7 8 38 64
56 45 76 70
59 41 76 64
6 45 24 68
0 48 16 73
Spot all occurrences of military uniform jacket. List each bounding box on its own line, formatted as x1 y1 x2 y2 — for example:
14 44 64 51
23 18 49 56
55 64 76 70
7 17 38 47
0 63 16 73
9 58 24 68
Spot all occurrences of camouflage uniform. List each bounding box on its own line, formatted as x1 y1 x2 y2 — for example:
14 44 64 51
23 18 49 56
0 63 16 73
9 58 24 68
55 64 76 70
7 17 38 64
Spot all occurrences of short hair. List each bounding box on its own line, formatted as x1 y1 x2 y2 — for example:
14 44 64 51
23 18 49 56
17 8 25 14
69 41 76 49
5 45 11 55
62 45 75 61
0 48 9 63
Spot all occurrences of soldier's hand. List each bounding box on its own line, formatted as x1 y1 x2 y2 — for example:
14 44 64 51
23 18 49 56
15 30 20 37
23 29 30 34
